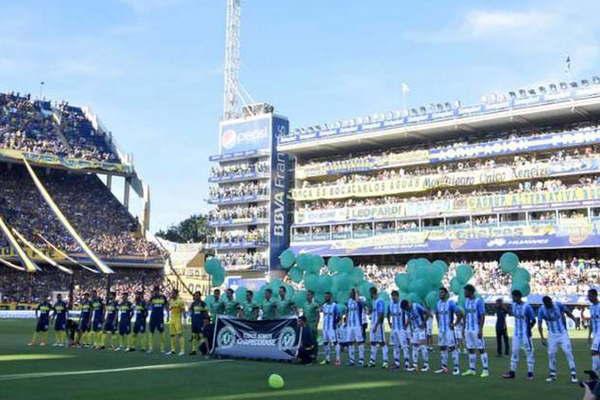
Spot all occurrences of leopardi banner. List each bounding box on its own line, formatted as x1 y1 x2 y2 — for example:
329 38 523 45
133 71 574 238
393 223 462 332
212 316 301 361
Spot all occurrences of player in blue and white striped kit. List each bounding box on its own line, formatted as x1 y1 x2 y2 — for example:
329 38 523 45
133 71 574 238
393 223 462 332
401 298 430 372
587 288 599 374
320 291 341 366
461 284 489 378
346 288 365 366
435 287 460 375
537 295 577 383
388 291 411 370
502 289 536 380
368 286 389 368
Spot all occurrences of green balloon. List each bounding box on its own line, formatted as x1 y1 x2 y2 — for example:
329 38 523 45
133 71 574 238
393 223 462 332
425 290 438 310
307 254 325 274
211 272 225 287
279 249 296 270
409 278 429 298
407 292 422 304
395 273 410 292
511 281 531 297
455 264 474 284
255 287 265 303
328 256 343 273
337 303 347 315
339 257 354 274
292 290 307 308
359 280 375 297
335 290 350 305
318 275 333 293
500 252 519 274
234 286 247 303
432 259 448 273
296 253 312 271
406 260 419 279
350 268 364 284
512 267 531 282
304 274 319 292
450 277 462 295
205 257 221 275
288 267 304 283
205 295 215 306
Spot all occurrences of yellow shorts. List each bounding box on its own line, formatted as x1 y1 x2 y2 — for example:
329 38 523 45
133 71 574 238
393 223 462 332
169 322 183 336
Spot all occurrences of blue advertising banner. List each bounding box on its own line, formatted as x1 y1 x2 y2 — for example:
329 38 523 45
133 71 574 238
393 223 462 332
269 116 291 270
219 116 271 155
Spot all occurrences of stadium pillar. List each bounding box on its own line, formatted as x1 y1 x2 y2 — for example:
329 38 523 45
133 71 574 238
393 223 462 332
106 174 112 190
123 178 130 210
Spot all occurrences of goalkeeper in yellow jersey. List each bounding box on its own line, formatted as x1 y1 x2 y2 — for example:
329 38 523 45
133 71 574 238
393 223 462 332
167 289 186 356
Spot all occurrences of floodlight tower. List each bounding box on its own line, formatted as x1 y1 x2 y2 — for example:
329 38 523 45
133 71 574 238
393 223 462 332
223 0 241 120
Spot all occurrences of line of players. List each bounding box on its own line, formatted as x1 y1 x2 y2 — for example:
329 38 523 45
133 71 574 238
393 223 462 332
28 283 600 383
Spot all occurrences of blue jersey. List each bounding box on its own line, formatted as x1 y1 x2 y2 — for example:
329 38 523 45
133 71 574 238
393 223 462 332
149 294 168 320
538 302 567 334
464 297 485 331
53 301 68 322
36 302 52 322
388 301 405 331
118 301 133 325
133 301 148 324
104 301 118 324
511 302 535 338
346 298 363 328
371 298 385 327
91 299 104 323
408 303 427 331
589 302 600 335
436 299 457 333
321 302 339 331
80 301 92 321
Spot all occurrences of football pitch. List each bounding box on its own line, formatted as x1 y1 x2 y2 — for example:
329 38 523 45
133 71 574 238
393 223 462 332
0 319 592 400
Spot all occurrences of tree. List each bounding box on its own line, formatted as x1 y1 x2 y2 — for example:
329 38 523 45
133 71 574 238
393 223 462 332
155 214 212 243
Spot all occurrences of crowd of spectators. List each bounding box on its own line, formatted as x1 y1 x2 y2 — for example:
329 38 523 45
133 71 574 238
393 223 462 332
0 266 166 304
0 164 162 258
210 160 269 179
0 92 119 163
208 205 268 223
358 256 600 296
207 229 267 246
208 182 269 201
220 252 267 271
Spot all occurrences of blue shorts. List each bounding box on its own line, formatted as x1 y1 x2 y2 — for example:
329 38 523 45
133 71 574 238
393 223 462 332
54 319 66 331
92 319 104 332
119 323 131 336
103 321 117 333
149 318 164 333
133 322 146 334
191 323 204 335
36 320 49 332
79 318 91 332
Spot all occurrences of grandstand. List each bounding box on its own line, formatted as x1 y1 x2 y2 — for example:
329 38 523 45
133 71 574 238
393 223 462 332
279 76 600 299
0 91 163 304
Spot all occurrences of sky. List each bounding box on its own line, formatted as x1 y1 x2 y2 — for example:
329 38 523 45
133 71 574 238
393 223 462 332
1 0 600 233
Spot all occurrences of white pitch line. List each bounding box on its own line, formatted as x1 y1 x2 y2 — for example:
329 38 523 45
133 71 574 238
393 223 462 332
0 360 231 381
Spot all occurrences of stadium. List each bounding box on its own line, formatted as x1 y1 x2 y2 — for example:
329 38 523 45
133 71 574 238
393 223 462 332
2 1 600 400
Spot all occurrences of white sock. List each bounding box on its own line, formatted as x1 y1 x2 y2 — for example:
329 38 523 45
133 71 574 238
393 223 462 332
469 353 476 370
382 345 389 363
358 344 365 363
481 352 489 370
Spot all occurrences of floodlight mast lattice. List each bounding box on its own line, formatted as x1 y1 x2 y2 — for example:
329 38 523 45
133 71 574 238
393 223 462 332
223 0 242 120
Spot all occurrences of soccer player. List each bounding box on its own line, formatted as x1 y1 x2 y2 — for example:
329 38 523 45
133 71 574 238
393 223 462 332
401 298 430 372
346 288 365 366
222 288 239 317
147 285 168 353
436 287 460 375
461 284 489 378
167 289 185 356
588 288 600 374
101 292 118 350
455 306 466 354
320 291 340 366
208 288 224 322
76 292 92 346
189 291 209 355
90 290 105 349
301 290 320 333
131 291 148 351
51 294 68 347
537 295 578 383
368 286 389 368
276 286 295 317
388 290 411 370
116 292 133 351
502 289 536 380
29 297 52 346
239 290 259 320
261 288 277 320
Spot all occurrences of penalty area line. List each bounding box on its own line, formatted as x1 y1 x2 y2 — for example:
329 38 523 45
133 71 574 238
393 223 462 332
202 380 408 400
0 359 231 381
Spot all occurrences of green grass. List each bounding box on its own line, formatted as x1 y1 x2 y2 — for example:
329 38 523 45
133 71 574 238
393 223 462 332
0 319 594 400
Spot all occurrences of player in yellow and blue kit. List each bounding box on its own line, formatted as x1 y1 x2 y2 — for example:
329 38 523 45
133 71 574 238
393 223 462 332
147 286 169 353
189 291 208 356
116 292 133 351
167 289 185 356
90 290 105 348
101 292 118 350
29 297 52 346
76 292 92 346
130 291 148 351
52 293 68 347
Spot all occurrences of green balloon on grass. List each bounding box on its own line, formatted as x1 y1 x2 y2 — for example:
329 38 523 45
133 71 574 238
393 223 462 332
288 267 304 283
279 249 296 270
268 374 284 390
512 267 531 283
395 273 410 292
500 252 519 274
456 264 474 284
